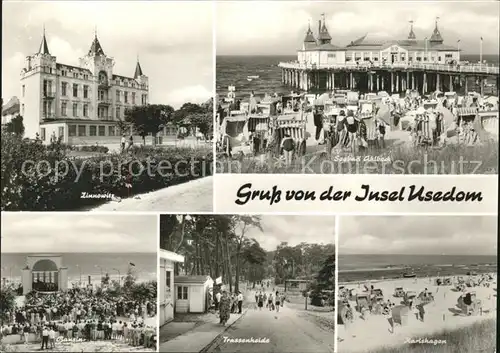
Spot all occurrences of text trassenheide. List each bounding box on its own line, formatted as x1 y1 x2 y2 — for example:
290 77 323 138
235 184 483 206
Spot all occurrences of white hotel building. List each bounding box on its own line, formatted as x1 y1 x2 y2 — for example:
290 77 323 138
20 29 149 144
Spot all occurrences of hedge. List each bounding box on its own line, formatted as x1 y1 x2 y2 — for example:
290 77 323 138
1 133 213 211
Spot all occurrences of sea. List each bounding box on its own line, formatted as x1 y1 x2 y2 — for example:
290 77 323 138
0 252 157 284
216 54 499 98
339 254 497 283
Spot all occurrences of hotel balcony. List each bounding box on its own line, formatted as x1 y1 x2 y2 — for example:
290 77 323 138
98 115 115 122
41 113 56 121
98 98 112 106
43 91 56 100
98 80 111 89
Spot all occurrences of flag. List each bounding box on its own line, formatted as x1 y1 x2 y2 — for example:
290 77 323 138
129 262 135 267
480 37 483 41
457 39 461 43
215 276 222 285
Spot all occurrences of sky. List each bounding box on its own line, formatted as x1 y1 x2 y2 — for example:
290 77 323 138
1 214 157 253
216 1 500 55
2 1 213 108
339 216 497 256
244 215 336 251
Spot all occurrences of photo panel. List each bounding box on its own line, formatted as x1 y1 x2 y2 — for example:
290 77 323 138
337 215 497 353
158 214 335 353
215 1 499 175
0 213 158 352
1 1 214 212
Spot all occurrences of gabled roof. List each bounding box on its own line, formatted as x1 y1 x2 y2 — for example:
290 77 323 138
88 35 105 56
318 23 332 41
134 61 144 78
302 42 344 52
55 63 92 74
175 275 212 284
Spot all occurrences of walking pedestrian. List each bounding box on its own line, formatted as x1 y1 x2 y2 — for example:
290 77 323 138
268 292 274 311
384 305 394 334
41 326 49 350
257 292 264 311
237 291 243 314
48 326 56 349
120 134 126 153
219 290 231 326
275 291 280 312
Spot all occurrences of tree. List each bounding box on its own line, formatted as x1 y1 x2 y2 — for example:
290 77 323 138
5 115 25 136
123 266 136 291
0 286 16 324
116 119 129 135
125 104 174 145
101 273 111 286
172 102 213 138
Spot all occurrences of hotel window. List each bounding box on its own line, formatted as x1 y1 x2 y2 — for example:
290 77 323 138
99 90 105 100
73 103 78 117
355 52 362 61
83 104 89 117
61 102 67 116
89 126 97 136
83 74 89 80
61 82 67 96
116 90 121 102
69 125 77 137
124 92 128 103
98 126 106 136
58 127 64 138
177 286 188 300
363 52 370 61
40 128 46 141
61 70 67 76
108 126 116 136
142 94 147 105
132 92 136 104
83 85 89 99
22 85 25 97
73 84 78 97
116 107 121 119
73 72 78 78
445 54 453 58
438 56 442 62
78 125 86 136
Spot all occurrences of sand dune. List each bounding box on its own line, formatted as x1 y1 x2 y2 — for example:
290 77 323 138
338 274 497 353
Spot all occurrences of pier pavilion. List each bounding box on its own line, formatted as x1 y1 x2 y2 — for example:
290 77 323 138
279 16 499 95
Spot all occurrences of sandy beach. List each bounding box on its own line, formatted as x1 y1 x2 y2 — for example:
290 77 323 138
337 274 497 353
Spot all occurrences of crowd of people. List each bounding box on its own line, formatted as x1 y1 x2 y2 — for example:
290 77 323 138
0 287 156 350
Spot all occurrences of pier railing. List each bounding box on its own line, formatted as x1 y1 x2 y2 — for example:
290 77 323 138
279 61 500 75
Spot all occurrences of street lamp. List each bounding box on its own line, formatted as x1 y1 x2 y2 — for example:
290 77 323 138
424 37 428 62
112 268 121 286
75 264 82 286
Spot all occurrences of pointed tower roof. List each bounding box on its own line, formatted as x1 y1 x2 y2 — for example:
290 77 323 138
317 14 332 43
88 29 105 56
408 20 416 40
134 58 144 79
303 21 316 43
429 17 443 43
38 26 51 55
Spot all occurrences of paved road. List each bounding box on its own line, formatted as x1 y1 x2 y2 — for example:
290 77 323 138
89 176 213 212
206 300 334 353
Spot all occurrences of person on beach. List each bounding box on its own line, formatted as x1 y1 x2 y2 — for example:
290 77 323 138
268 292 274 311
280 133 295 167
384 305 394 334
219 290 231 326
215 290 222 311
417 304 425 322
41 326 49 350
275 291 280 312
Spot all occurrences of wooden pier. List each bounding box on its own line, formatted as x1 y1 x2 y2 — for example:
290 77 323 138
279 61 500 95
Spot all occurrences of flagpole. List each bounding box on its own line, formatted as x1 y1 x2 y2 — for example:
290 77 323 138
480 37 483 64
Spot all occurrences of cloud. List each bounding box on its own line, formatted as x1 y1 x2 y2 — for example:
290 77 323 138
246 215 336 251
1 214 157 253
339 216 497 255
166 85 213 109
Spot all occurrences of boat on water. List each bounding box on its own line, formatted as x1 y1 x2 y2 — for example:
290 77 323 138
247 75 259 79
402 268 417 278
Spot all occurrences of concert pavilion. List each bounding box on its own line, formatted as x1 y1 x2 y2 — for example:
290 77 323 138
21 254 68 294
